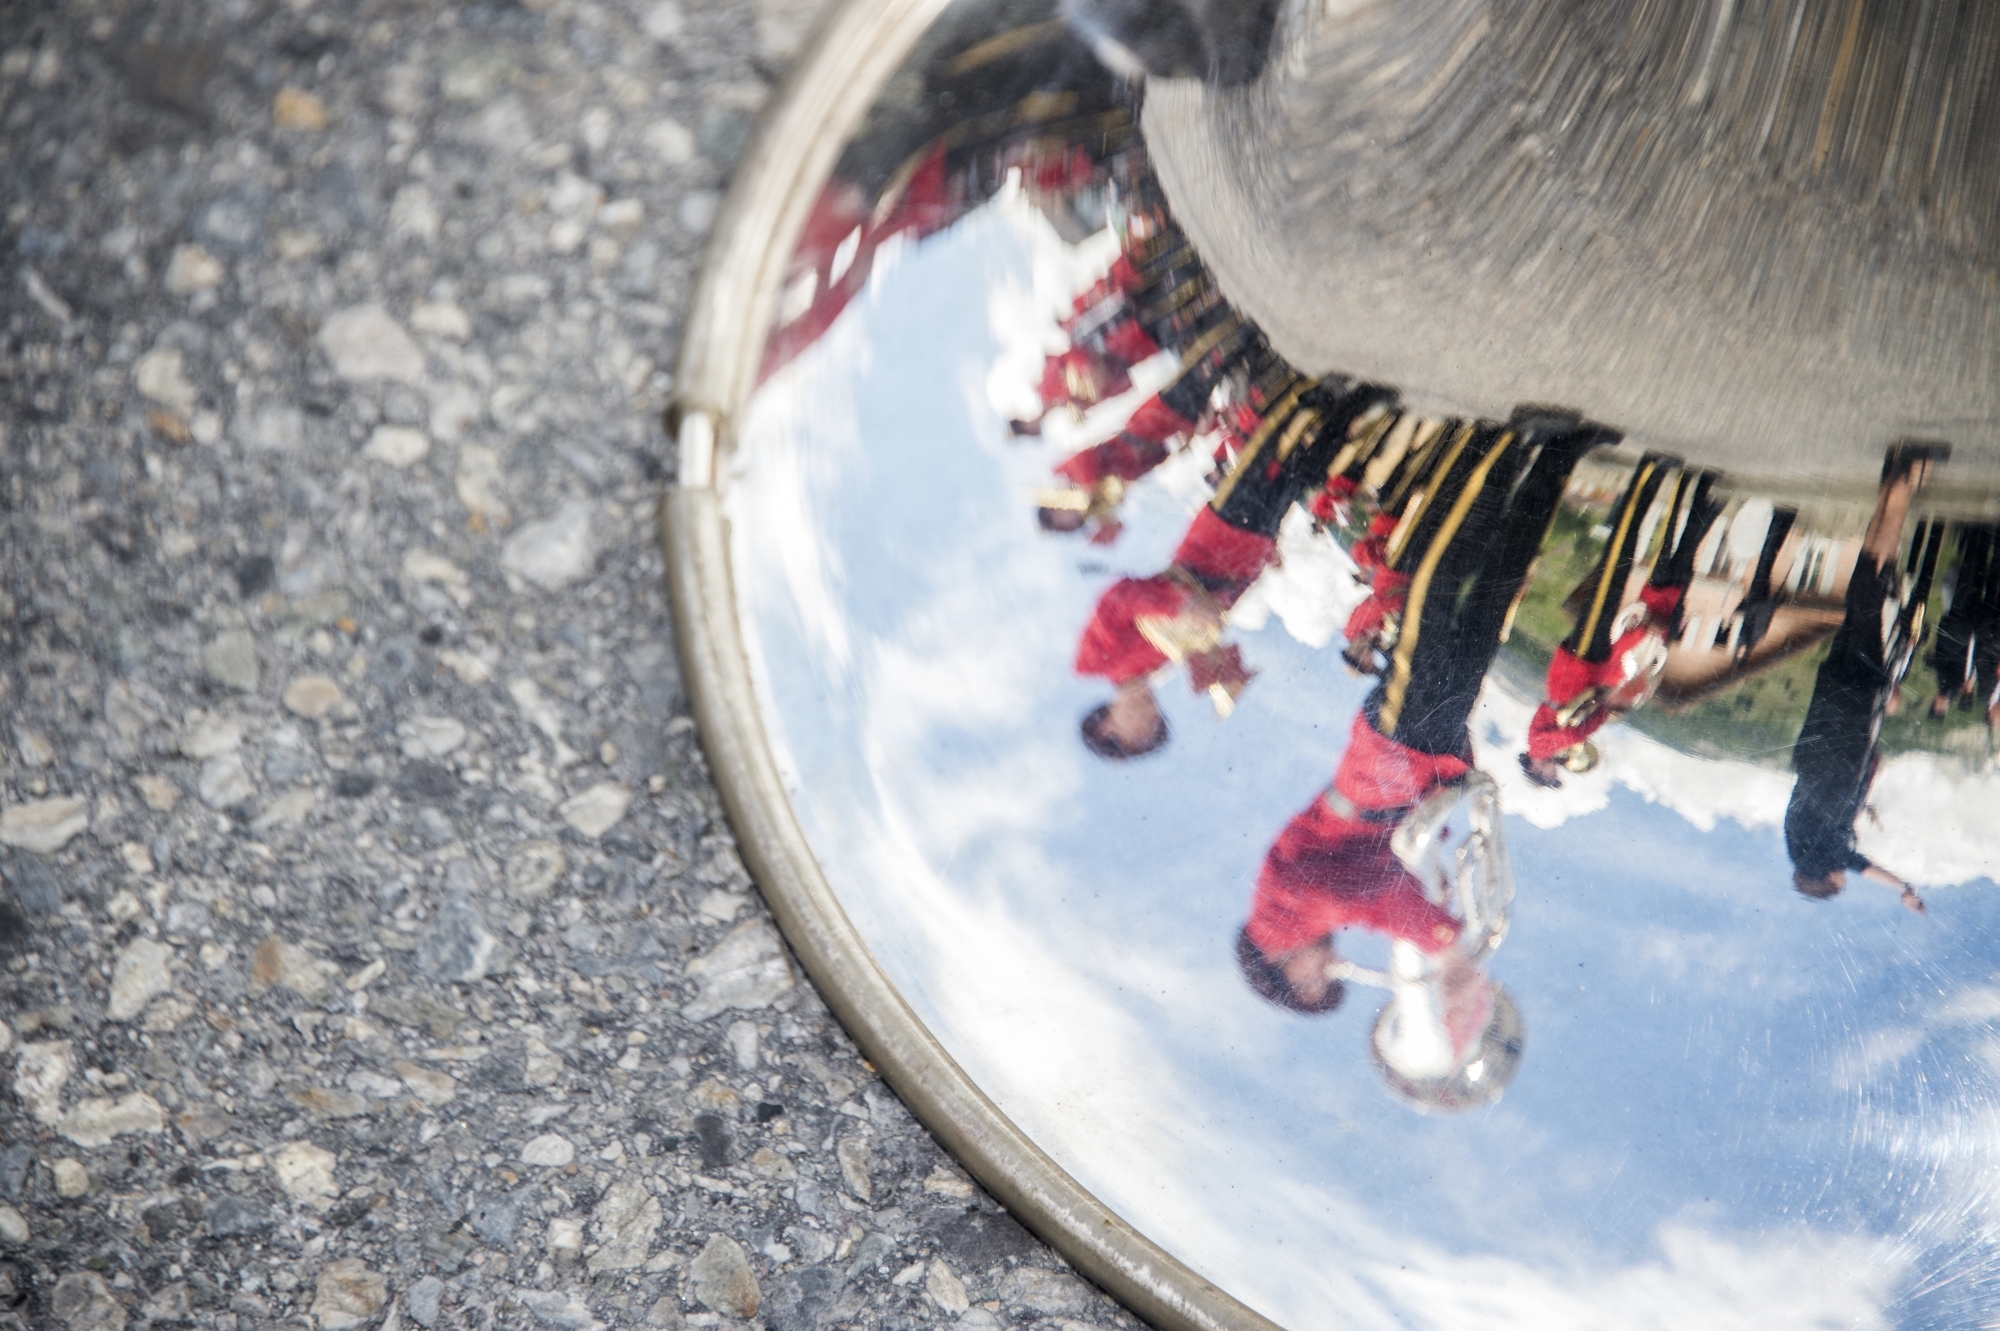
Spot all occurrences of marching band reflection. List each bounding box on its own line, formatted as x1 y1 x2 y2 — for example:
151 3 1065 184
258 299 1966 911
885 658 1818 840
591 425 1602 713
1071 376 1397 757
1235 414 1610 1110
1002 144 1988 1107
748 0 2000 1118
1521 459 1724 788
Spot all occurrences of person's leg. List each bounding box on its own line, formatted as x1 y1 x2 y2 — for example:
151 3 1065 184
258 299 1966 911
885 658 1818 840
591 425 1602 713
1376 418 1453 522
1382 420 1493 573
1281 381 1398 489
1652 471 1723 592
1862 441 1944 574
1206 375 1313 522
1928 527 1978 700
1726 504 1798 660
1371 425 1521 751
1455 420 1608 659
1310 385 1401 491
1564 456 1671 664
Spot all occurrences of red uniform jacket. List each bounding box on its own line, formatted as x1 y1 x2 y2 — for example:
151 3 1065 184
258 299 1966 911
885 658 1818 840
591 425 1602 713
1342 514 1411 646
1053 434 1171 491
1037 348 1133 413
1246 714 1467 958
1525 586 1681 761
1074 509 1277 685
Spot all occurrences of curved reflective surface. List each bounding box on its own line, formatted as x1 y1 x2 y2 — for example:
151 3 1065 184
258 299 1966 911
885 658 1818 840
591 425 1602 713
688 2 2000 1325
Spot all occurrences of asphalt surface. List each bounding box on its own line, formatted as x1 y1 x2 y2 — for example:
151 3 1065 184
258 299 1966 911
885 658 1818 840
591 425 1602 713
0 2 1138 1329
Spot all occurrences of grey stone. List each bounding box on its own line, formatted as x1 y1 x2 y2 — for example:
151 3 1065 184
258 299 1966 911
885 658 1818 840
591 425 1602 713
404 1275 446 1328
140 1283 190 1323
0 797 89 855
106 938 174 1020
936 1209 1036 1270
51 1271 126 1331
502 501 601 592
416 895 497 983
195 190 267 252
762 1266 847 1331
516 1289 603 1331
682 919 795 1021
233 401 306 452
0 1144 32 1202
587 1178 662 1274
201 630 260 691
845 1232 894 1280
319 306 426 384
206 1196 272 1237
468 1187 532 1246
997 1267 1092 1317
689 1234 760 1319
197 752 254 810
1 852 61 914
505 841 566 900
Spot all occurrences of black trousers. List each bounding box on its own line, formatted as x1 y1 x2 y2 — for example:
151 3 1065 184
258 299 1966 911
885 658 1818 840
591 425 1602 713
1208 381 1399 539
1930 524 1999 695
1648 470 1723 596
1564 457 1671 663
1367 423 1594 754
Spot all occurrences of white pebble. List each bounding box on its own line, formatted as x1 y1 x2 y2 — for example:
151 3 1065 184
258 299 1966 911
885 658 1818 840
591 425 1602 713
363 425 430 467
520 1133 575 1167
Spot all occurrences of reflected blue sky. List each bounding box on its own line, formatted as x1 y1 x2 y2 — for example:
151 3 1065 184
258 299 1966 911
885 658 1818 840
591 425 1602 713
725 191 2000 1328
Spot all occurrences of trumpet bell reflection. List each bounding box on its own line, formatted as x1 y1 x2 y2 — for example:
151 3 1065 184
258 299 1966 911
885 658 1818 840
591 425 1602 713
712 0 2000 1324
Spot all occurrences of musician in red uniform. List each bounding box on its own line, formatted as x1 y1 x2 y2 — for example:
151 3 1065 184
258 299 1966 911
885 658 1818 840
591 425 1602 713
1074 378 1400 757
1237 412 1615 1012
1521 460 1723 787
1013 224 1221 436
1337 413 1508 673
1037 316 1262 538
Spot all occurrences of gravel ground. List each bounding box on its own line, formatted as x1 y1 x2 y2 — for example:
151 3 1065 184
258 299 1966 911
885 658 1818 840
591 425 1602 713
0 2 1138 1329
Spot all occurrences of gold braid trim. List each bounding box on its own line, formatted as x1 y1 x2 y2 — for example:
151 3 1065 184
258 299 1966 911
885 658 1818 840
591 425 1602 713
1384 421 1478 570
1324 404 1396 483
1134 570 1226 664
1574 458 1659 656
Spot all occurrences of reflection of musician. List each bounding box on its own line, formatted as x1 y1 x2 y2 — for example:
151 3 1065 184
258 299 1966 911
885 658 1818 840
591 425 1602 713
1074 381 1398 757
1015 226 1186 433
1786 444 1948 913
1237 414 1608 1011
1037 316 1260 538
1521 461 1723 787
1928 523 2000 728
1337 409 1550 673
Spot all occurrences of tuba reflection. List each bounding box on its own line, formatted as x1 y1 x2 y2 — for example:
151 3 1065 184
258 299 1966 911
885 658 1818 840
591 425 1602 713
735 0 2000 1129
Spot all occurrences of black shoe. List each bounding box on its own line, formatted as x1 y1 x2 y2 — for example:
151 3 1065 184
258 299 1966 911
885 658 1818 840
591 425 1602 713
1882 439 1951 485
